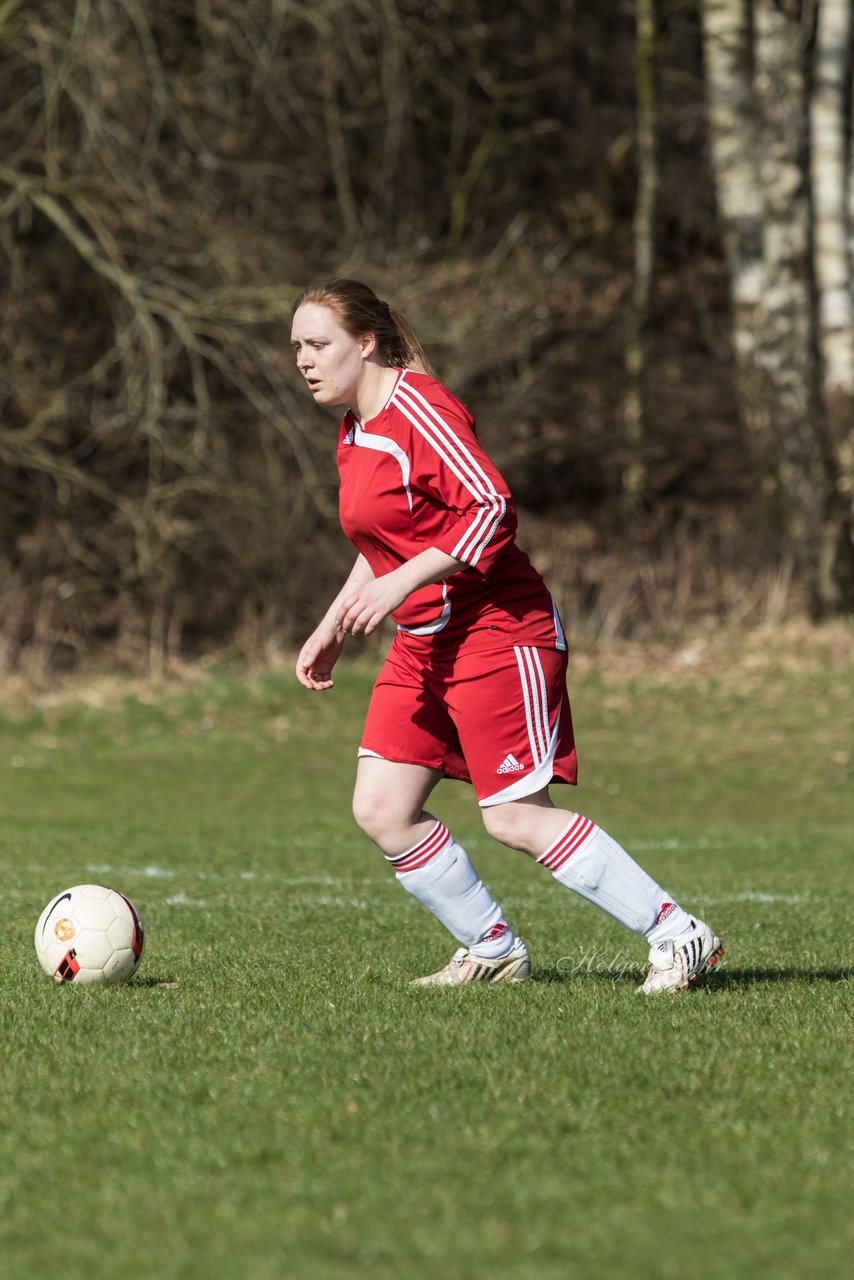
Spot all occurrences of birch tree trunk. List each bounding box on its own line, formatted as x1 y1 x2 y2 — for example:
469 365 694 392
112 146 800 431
850 27 854 280
699 0 767 447
811 0 854 537
623 0 657 519
752 0 829 591
702 0 854 610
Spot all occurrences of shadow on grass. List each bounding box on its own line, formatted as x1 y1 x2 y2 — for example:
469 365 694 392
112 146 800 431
533 964 852 988
706 967 852 989
129 974 180 988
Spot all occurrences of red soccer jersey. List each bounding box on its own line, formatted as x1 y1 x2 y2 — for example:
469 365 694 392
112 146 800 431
337 369 566 652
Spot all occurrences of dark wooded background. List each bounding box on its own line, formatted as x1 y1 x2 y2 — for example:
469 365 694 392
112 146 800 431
1 1 850 674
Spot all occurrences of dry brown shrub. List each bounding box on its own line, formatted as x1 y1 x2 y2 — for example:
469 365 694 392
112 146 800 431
0 2 795 674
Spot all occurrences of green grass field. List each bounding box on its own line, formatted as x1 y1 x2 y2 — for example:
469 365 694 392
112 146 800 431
1 624 851 1279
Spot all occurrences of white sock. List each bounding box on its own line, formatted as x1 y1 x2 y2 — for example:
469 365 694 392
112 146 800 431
386 822 516 958
537 815 693 940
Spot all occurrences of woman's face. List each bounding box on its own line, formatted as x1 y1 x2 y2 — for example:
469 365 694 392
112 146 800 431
290 302 372 409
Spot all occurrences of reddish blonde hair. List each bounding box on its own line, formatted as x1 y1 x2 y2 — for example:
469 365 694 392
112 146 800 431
292 278 435 376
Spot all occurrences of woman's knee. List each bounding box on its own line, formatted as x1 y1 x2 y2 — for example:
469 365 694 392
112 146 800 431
481 801 532 850
481 794 564 854
352 786 397 843
351 782 425 847
352 759 439 847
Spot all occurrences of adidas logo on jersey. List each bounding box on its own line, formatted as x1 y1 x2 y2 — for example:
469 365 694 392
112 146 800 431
497 753 525 774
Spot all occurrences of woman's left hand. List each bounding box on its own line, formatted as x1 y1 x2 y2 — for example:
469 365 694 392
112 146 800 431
335 571 410 636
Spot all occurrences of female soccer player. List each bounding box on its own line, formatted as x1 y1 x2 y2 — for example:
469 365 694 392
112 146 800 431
292 278 723 992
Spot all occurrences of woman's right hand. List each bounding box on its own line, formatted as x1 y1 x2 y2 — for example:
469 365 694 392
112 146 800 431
295 623 346 690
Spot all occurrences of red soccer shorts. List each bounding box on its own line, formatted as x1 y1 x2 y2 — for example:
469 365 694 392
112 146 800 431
359 634 578 805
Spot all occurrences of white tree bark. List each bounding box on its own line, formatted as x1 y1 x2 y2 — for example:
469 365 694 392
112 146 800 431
753 0 827 574
849 15 854 288
623 0 657 517
811 0 854 530
702 0 853 606
700 0 764 374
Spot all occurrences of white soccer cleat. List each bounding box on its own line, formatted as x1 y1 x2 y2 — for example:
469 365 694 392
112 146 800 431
411 937 531 986
638 918 724 993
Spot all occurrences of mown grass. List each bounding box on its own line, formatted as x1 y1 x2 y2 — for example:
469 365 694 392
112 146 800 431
0 625 851 1280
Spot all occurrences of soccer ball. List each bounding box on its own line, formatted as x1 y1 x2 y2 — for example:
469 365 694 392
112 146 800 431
34 884 145 985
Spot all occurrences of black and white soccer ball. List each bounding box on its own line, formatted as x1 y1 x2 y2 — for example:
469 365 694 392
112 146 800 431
34 884 145 984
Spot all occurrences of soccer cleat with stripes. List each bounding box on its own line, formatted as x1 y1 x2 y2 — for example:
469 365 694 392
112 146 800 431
638 918 724 993
411 937 531 986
